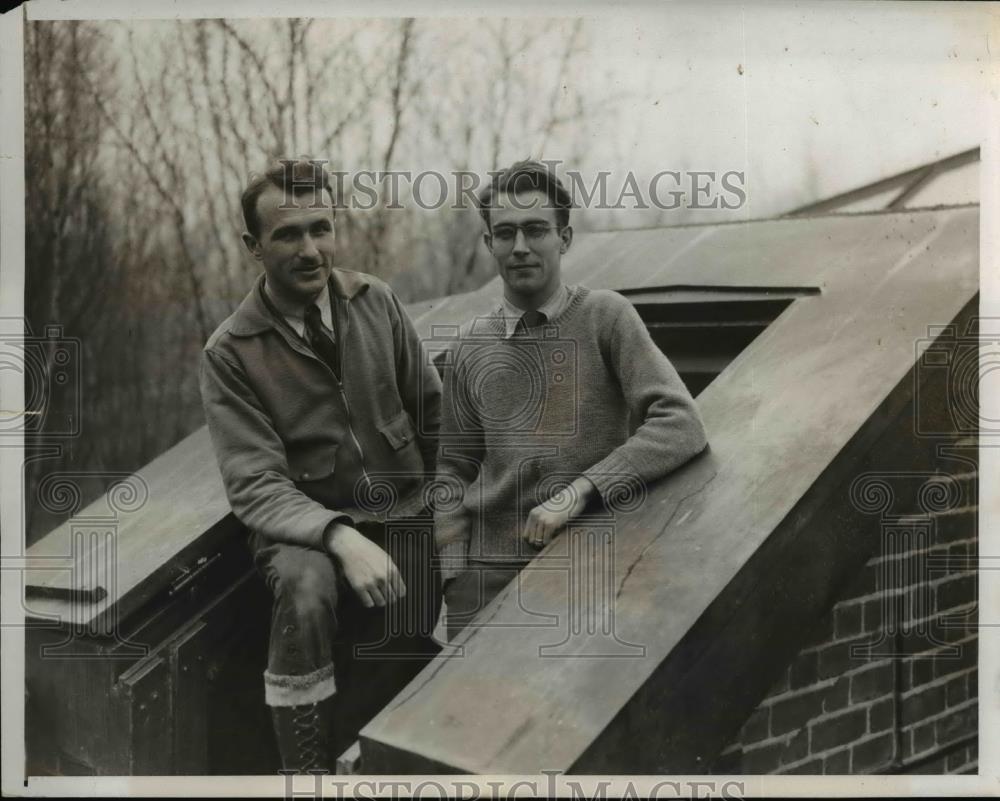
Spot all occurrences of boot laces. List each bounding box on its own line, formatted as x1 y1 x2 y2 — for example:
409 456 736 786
292 702 323 770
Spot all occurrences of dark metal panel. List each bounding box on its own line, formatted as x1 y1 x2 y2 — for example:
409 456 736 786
168 620 210 774
113 654 174 775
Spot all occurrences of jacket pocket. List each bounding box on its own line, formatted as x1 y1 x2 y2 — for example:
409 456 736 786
287 444 339 482
377 410 417 451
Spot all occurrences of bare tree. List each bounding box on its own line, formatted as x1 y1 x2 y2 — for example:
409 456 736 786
24 16 619 543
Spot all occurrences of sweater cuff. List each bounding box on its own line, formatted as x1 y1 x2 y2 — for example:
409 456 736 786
436 540 468 581
582 451 644 507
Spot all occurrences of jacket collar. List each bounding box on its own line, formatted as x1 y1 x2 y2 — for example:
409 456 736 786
228 269 371 337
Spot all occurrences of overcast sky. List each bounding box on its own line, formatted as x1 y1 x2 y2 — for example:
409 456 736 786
26 0 995 224
573 1 991 219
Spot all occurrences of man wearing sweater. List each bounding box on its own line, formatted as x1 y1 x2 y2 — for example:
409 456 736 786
434 159 708 639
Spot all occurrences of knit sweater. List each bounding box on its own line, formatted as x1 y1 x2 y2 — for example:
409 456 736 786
434 285 708 575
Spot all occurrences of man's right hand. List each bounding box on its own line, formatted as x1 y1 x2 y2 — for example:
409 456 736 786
323 522 406 608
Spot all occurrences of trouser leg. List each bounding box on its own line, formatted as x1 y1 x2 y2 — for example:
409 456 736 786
252 534 342 772
253 536 341 705
250 521 442 770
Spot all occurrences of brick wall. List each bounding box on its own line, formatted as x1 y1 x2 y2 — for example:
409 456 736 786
714 454 978 775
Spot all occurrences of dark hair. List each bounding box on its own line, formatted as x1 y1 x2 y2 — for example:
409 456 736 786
241 158 335 239
477 159 573 232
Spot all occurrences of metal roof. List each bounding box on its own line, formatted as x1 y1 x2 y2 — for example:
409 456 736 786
785 147 979 216
408 200 977 338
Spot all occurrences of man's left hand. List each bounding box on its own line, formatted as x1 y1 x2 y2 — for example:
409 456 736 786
522 476 596 549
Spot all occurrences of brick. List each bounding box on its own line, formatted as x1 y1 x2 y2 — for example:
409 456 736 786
851 732 895 774
899 630 948 658
935 703 977 744
943 638 978 673
817 643 850 681
901 683 947 726
947 748 969 772
741 740 785 774
767 665 791 696
967 668 978 700
929 643 959 663
945 674 969 707
835 603 863 640
771 689 824 736
929 647 966 679
741 705 770 744
902 584 935 628
780 757 824 775
908 721 936 757
809 708 867 752
789 651 819 690
933 509 976 546
908 755 949 774
818 637 872 680
850 663 894 704
869 698 895 733
947 540 970 559
778 727 810 767
937 574 977 611
899 621 947 652
824 676 850 714
862 597 885 633
823 748 851 774
938 614 977 643
908 656 935 689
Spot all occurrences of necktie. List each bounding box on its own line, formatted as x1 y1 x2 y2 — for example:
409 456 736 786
513 310 546 338
304 303 341 380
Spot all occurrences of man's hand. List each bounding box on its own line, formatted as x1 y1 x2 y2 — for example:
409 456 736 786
324 522 405 608
522 476 597 549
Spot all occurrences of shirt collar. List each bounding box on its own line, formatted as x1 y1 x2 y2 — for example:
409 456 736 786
498 283 570 338
265 281 333 336
229 269 369 337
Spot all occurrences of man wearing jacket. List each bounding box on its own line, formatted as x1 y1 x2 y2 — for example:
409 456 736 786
200 159 441 772
435 159 708 639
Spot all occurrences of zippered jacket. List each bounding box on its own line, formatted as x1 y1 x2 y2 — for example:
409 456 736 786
200 268 442 550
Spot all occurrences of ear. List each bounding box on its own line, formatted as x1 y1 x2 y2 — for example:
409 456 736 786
242 231 263 260
559 225 573 254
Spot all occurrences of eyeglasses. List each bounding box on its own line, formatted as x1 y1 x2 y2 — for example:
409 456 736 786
490 222 556 245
